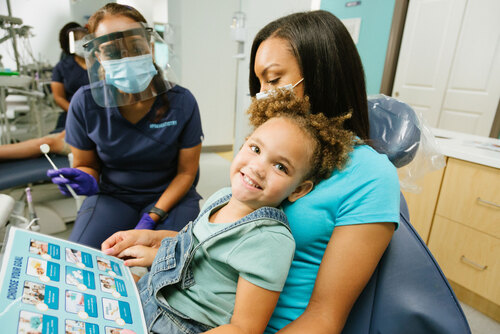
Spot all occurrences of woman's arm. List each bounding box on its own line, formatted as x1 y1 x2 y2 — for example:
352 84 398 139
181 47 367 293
71 146 100 181
205 277 281 334
277 222 395 334
101 229 176 256
0 131 65 160
148 143 202 223
50 81 70 112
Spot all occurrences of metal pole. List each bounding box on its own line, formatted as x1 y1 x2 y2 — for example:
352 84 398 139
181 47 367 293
6 0 21 72
0 86 11 144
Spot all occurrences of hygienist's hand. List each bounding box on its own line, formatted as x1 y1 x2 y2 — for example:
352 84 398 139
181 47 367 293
47 168 99 196
116 245 159 267
134 213 156 230
101 229 176 257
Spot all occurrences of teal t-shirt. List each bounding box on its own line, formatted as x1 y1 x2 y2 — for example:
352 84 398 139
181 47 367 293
266 145 400 333
164 188 295 327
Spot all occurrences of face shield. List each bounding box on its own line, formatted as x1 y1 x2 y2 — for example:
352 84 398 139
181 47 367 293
82 23 174 108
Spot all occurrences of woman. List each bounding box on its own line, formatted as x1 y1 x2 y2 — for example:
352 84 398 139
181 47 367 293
51 24 89 132
48 3 203 249
102 10 399 334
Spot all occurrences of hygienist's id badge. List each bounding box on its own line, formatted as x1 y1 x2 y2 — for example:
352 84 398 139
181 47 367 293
0 226 147 333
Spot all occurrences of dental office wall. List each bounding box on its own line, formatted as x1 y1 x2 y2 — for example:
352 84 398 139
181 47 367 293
166 0 239 148
167 0 317 149
0 0 73 71
0 0 164 72
320 0 397 96
232 0 315 154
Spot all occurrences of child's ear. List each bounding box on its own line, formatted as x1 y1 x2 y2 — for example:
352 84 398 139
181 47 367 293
288 180 314 202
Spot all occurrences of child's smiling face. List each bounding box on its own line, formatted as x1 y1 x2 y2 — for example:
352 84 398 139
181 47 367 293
230 117 314 210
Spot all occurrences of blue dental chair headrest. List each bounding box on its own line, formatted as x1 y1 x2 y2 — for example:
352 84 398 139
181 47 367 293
368 95 421 168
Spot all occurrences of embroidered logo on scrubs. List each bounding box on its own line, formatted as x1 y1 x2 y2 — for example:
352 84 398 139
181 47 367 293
150 120 177 129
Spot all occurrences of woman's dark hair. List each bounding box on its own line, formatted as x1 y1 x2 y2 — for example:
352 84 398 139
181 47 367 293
249 10 369 140
69 27 89 41
59 22 81 55
88 3 169 121
87 3 147 33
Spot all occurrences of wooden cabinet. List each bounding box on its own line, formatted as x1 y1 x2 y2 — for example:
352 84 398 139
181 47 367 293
402 167 445 243
404 157 500 320
429 216 500 305
435 159 500 238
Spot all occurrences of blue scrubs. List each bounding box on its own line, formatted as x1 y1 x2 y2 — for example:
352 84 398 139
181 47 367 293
65 84 203 248
51 56 89 131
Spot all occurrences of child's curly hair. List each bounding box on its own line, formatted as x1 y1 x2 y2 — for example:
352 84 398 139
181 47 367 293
247 90 358 184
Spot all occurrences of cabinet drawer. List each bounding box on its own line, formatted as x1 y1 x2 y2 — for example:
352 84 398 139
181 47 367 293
436 158 500 238
428 216 500 305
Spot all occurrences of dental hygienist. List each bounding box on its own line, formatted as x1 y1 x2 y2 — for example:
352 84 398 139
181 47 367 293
47 3 203 249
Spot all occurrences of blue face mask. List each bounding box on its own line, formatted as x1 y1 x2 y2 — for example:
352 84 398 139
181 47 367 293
101 54 158 93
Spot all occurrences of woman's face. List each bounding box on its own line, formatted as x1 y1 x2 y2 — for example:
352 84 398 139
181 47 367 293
254 37 304 98
94 15 149 61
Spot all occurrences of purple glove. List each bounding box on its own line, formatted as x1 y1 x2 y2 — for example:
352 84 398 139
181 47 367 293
135 213 157 230
47 168 99 196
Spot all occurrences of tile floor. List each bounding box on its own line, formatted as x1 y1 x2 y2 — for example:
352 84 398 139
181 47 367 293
53 152 499 333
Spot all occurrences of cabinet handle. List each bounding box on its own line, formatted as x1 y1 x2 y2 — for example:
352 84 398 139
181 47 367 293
460 255 488 271
477 197 500 208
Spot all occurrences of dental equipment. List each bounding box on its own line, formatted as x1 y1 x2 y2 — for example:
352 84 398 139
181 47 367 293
40 144 79 200
0 194 15 229
24 187 40 231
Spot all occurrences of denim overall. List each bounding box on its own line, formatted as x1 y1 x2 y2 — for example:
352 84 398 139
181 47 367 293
137 192 290 334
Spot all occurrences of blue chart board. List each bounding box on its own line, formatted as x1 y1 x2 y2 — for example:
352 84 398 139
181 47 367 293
0 227 147 334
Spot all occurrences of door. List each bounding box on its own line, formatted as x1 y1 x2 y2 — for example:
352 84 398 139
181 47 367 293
392 0 467 127
438 0 500 135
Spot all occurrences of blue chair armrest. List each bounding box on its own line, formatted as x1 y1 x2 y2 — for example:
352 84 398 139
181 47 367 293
0 155 70 190
342 193 471 334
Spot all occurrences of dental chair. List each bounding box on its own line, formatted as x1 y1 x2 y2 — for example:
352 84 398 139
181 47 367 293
0 155 69 190
341 96 471 334
0 155 77 234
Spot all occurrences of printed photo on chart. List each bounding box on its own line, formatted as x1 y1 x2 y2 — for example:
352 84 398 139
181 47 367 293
65 319 85 334
21 281 45 306
102 298 120 321
26 257 47 277
65 290 85 314
105 327 137 334
17 310 43 334
66 248 83 264
29 239 48 256
66 267 85 286
65 319 99 334
100 274 117 294
97 256 112 271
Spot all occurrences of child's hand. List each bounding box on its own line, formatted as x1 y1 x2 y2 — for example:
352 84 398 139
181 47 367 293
116 245 159 267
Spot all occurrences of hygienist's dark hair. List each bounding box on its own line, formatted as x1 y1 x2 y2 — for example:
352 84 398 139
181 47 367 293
249 10 369 140
87 3 147 33
59 22 81 55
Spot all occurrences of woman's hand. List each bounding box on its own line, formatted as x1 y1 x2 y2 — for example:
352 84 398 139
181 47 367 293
47 168 99 196
134 213 157 230
101 229 176 257
116 245 159 267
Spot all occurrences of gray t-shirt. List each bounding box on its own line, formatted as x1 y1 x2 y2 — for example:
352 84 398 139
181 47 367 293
164 187 295 327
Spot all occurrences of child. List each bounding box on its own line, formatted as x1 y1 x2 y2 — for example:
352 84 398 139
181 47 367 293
125 92 355 333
